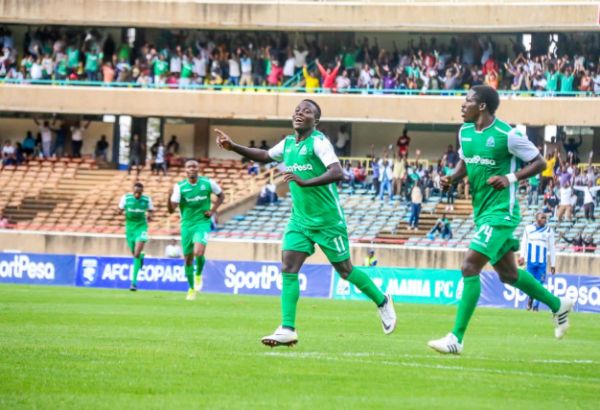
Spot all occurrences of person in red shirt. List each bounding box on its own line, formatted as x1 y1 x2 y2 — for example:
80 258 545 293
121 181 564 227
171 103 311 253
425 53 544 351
267 60 283 86
397 129 410 157
316 58 341 92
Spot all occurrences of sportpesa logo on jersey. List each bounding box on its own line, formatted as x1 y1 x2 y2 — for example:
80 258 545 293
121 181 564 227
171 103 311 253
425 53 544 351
463 155 496 166
187 195 208 202
286 164 314 172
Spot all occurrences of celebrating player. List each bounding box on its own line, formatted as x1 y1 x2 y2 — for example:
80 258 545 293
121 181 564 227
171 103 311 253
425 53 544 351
168 160 224 301
428 85 574 355
118 182 154 291
215 99 396 347
518 211 556 311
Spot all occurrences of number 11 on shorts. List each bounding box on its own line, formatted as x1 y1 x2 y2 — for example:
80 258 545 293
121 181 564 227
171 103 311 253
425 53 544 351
333 236 346 252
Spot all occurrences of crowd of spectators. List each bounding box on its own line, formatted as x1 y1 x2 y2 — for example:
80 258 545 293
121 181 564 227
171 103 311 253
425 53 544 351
1 26 599 95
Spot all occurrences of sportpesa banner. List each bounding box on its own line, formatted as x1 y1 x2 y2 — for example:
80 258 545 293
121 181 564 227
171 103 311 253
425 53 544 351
75 256 332 298
1 252 599 313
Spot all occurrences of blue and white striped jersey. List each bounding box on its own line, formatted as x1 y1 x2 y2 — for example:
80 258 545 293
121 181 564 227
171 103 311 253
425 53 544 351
519 224 556 267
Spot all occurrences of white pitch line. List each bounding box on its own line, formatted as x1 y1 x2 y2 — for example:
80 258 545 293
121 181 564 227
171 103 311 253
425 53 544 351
260 352 600 383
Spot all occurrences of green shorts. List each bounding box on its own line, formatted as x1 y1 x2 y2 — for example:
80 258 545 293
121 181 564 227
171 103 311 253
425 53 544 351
126 229 148 253
469 223 520 266
282 219 350 263
181 223 210 255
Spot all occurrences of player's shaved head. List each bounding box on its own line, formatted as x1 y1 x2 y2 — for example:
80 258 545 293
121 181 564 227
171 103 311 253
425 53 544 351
471 85 500 115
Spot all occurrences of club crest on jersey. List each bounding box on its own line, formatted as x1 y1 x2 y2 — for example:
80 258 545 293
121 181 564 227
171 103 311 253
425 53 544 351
200 185 206 190
486 137 495 148
298 146 308 155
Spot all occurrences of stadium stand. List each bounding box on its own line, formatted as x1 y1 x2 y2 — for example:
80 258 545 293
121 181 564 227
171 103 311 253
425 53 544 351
0 158 280 234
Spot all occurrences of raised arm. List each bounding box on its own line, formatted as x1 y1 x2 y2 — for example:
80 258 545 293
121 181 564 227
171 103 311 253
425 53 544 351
215 128 272 163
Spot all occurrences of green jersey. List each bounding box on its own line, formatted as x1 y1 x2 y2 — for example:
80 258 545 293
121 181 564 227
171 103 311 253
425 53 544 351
560 73 574 93
171 177 222 227
119 193 153 231
268 130 345 229
181 60 193 78
458 119 539 228
545 71 559 92
67 48 79 68
85 52 100 72
154 59 168 76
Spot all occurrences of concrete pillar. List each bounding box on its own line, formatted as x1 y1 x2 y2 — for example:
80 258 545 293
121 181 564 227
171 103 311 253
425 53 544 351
193 119 210 159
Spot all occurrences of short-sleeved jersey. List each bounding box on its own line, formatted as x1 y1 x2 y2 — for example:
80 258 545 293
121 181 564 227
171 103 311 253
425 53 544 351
458 118 539 228
171 177 222 227
119 193 154 231
268 130 345 229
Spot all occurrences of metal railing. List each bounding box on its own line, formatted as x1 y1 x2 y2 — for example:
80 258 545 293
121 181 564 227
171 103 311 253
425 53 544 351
1 78 596 98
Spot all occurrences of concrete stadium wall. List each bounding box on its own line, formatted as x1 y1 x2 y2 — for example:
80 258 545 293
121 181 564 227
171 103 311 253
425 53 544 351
0 1 597 32
2 85 599 127
0 230 598 276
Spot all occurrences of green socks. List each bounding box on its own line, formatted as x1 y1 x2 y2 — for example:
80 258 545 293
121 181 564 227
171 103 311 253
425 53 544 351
132 257 142 286
452 275 481 343
184 265 194 290
195 255 206 282
513 269 561 313
346 267 386 307
281 273 300 329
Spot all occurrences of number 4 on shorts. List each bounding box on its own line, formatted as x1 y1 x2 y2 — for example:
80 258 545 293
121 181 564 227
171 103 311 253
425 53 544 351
476 225 494 244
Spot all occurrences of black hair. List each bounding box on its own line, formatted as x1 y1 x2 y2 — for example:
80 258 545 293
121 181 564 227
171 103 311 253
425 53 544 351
134 182 144 189
471 85 500 115
301 99 321 120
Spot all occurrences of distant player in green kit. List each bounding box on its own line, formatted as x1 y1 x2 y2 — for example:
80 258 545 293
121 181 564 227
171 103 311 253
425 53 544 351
168 160 224 301
118 182 154 291
428 85 574 355
215 99 396 347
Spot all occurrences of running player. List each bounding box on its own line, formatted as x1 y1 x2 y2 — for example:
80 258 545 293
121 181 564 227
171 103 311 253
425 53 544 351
168 160 224 301
215 99 396 347
118 182 154 291
428 85 574 355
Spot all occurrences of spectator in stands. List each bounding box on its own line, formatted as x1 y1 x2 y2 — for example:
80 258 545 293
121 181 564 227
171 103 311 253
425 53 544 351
445 144 459 167
33 117 53 158
84 47 101 82
336 70 351 93
369 146 381 196
50 120 67 158
527 173 540 206
378 158 394 204
557 181 574 223
441 158 456 211
543 179 559 216
364 249 377 267
1 140 16 166
259 140 270 151
94 135 109 161
396 129 410 158
540 149 558 193
353 162 367 189
560 232 586 252
239 50 253 86
247 160 259 176
427 214 452 240
573 181 600 221
392 153 407 202
342 161 355 190
257 182 278 205
408 181 423 231
167 135 180 155
302 63 319 93
266 59 283 87
152 140 167 176
316 58 341 93
560 133 583 163
128 133 144 176
0 214 9 229
22 131 35 159
70 120 90 158
335 125 349 156
165 239 183 258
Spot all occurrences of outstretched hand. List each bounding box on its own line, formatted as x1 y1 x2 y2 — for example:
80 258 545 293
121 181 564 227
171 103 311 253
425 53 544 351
215 129 234 151
487 175 509 191
283 172 305 187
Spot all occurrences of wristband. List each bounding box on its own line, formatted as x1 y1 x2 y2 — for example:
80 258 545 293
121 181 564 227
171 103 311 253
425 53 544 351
505 173 517 184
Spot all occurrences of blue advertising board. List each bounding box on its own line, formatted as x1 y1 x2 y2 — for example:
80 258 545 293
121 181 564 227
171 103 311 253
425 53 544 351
75 256 333 298
0 252 76 285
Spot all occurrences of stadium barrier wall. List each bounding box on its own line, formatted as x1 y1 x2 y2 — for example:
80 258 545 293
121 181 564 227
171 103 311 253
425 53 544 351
0 0 597 32
1 252 599 313
2 85 600 126
1 230 598 277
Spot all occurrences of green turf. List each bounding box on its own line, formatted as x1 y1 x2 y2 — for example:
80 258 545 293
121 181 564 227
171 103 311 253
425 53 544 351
0 285 598 409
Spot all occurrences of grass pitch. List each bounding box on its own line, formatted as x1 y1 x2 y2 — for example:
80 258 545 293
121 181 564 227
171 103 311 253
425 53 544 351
1 285 598 409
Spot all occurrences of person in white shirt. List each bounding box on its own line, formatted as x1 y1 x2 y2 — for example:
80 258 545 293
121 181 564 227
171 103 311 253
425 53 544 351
70 120 91 158
378 158 394 203
518 212 556 311
33 118 53 158
227 51 241 86
556 182 573 222
165 239 183 258
283 51 296 83
573 181 600 221
335 125 350 156
192 54 207 84
170 46 182 74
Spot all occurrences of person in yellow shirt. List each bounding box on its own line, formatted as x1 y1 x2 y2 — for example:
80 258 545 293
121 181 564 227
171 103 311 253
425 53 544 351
541 150 557 193
364 249 378 267
302 64 320 93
